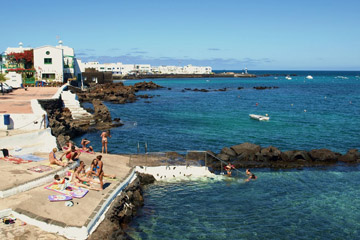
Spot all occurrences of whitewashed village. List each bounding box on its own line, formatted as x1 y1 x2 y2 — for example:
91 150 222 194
1 41 212 88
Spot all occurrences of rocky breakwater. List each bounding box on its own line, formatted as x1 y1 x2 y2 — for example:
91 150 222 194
88 173 156 240
74 81 164 104
39 94 122 148
207 142 360 170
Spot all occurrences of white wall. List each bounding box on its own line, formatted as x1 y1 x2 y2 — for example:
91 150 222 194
0 99 48 131
0 128 56 155
34 46 64 82
5 72 22 88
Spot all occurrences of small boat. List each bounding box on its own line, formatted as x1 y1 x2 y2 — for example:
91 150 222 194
285 75 292 80
306 75 313 79
249 114 269 121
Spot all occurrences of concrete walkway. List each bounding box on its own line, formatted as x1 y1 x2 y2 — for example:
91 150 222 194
0 87 58 114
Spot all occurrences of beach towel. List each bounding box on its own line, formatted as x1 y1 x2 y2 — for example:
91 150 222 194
48 195 72 202
45 182 88 198
42 162 60 167
104 176 117 181
14 154 46 162
0 156 32 164
28 165 54 173
63 146 95 154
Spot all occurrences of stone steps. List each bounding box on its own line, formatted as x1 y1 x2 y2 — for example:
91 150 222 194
61 91 93 120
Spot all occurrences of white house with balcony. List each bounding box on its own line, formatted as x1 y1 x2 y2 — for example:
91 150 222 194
1 41 82 84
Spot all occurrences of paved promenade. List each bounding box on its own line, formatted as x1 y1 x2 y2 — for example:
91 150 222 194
0 87 58 113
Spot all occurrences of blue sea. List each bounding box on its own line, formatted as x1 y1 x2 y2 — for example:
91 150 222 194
77 70 360 154
75 70 360 239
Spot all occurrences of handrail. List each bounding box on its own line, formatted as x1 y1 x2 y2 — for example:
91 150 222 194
204 151 245 177
130 146 246 177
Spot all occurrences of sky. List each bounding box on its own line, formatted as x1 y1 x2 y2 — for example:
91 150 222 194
1 0 359 70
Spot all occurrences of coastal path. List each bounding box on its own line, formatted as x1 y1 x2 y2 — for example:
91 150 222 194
0 87 58 114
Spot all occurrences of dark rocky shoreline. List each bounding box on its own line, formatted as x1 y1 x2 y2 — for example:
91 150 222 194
39 81 163 147
206 142 360 170
88 173 155 240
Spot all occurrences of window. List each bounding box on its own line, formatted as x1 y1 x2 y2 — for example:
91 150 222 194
46 51 50 55
42 73 55 79
44 58 52 64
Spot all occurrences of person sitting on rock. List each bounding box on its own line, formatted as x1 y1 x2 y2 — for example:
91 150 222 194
81 138 94 153
49 148 67 167
60 145 81 163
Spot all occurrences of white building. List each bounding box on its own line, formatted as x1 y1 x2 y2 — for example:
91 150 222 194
79 61 139 75
151 64 212 74
34 46 64 81
1 41 82 83
79 61 212 76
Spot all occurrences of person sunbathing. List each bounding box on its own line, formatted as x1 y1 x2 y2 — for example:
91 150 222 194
49 148 67 167
71 166 100 191
60 146 81 163
62 141 80 151
53 174 65 184
53 174 70 190
81 138 94 153
86 159 99 178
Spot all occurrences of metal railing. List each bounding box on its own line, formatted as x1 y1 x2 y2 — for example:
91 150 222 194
128 148 245 177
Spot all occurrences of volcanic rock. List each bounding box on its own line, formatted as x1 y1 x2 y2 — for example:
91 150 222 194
338 149 360 163
308 149 340 162
256 146 283 162
231 142 261 157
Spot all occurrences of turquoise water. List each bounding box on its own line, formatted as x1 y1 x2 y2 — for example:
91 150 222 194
127 166 360 239
76 71 360 154
74 71 360 239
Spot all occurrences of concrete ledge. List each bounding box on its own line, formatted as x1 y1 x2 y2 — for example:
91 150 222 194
135 165 215 181
0 162 78 198
86 169 136 236
5 168 136 240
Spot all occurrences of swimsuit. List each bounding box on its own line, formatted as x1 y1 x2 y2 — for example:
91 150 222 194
93 165 99 173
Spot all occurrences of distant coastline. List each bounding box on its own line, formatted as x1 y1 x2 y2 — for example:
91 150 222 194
113 72 256 80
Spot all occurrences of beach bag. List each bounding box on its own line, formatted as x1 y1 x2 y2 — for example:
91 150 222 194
1 149 9 157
